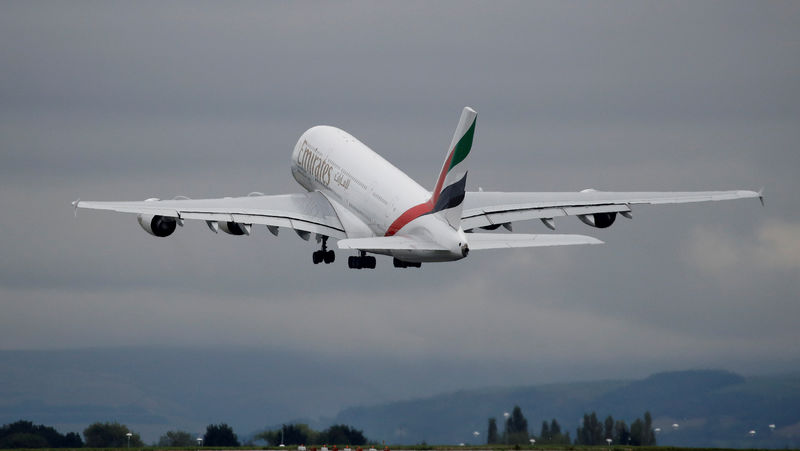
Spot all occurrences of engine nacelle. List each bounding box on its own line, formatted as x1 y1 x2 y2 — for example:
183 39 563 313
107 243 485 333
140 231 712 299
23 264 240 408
137 214 177 237
480 222 512 231
578 212 617 229
219 221 250 236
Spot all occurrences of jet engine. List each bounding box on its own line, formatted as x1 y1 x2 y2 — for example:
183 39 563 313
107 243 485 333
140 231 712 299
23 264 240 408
578 212 617 229
137 214 177 237
219 221 250 235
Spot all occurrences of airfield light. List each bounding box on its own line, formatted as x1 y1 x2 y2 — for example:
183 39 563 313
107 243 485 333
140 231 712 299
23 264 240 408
126 432 132 448
769 424 776 431
529 439 536 446
749 430 756 437
503 412 510 418
197 437 203 446
654 428 661 433
672 423 679 430
606 438 612 446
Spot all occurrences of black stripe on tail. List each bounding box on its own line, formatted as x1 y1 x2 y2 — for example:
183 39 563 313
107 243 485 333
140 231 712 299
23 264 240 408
432 172 468 213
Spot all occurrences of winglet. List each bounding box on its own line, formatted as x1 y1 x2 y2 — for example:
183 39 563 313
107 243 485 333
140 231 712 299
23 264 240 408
72 198 80 217
757 187 765 207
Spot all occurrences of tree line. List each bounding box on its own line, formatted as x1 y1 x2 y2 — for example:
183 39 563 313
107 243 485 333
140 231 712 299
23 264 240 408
255 424 368 446
0 420 368 449
486 406 657 446
4 411 656 449
0 421 237 448
575 411 656 446
0 421 82 449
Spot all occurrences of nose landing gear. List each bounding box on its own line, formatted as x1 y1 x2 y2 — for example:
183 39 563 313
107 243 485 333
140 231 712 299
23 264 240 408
312 236 335 264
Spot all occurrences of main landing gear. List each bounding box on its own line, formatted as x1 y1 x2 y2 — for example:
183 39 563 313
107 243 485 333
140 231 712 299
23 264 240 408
393 257 421 268
348 251 376 269
312 236 335 264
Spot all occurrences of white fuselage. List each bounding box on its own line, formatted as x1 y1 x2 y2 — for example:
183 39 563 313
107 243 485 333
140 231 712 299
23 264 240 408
290 125 466 262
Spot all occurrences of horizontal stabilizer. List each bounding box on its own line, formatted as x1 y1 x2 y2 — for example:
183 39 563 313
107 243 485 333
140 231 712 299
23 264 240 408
466 233 603 250
337 236 447 252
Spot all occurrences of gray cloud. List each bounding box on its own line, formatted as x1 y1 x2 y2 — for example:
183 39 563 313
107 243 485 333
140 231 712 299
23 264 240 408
1 0 798 402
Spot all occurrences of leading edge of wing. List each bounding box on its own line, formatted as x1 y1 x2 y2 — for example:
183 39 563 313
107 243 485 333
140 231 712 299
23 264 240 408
463 189 761 212
75 192 346 238
466 232 603 250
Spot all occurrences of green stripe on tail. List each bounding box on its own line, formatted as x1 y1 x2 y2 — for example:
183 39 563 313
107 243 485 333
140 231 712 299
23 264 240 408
448 120 475 171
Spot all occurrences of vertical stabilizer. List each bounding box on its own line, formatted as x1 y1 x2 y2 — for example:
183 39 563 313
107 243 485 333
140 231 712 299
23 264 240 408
383 107 477 237
430 106 476 229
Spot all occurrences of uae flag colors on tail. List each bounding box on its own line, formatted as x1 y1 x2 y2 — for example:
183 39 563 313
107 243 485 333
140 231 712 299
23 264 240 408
385 107 476 236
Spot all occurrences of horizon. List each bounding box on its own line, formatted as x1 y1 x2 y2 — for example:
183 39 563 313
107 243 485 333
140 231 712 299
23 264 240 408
3 348 798 446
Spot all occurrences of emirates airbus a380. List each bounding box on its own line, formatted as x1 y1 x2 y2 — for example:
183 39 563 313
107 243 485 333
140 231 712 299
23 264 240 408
73 107 762 269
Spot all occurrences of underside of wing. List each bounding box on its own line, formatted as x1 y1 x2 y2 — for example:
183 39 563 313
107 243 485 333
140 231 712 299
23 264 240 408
461 189 761 230
75 191 346 238
466 232 603 249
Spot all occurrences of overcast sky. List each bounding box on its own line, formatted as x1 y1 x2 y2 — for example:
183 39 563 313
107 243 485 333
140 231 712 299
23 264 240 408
1 1 799 394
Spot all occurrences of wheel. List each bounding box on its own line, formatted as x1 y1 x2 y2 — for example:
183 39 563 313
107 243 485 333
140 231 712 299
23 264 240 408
393 258 407 268
348 256 359 269
366 256 376 269
312 250 322 264
324 250 335 264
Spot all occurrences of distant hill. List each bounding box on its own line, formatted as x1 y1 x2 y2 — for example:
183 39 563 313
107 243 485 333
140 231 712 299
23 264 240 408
334 370 800 448
1 348 798 448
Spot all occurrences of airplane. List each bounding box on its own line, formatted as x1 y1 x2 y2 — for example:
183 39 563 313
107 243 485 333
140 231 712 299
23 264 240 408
73 107 762 269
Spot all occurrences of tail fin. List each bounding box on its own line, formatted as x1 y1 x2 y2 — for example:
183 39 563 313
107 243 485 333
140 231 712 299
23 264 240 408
431 106 476 229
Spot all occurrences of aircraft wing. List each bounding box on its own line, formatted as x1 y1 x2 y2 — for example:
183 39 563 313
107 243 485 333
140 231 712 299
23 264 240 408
74 191 346 238
460 189 762 230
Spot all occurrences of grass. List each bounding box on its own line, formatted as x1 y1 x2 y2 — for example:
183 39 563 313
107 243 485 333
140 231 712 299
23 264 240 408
1 446 797 451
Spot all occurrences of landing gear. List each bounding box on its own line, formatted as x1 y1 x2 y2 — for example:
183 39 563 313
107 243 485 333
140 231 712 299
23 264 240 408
393 257 421 268
312 251 334 264
348 251 376 269
312 236 335 265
